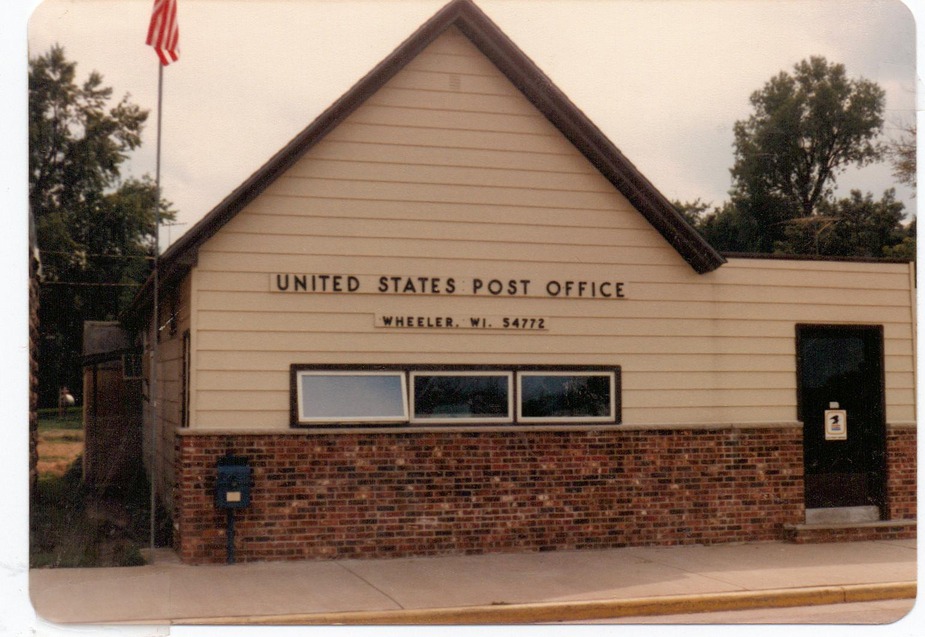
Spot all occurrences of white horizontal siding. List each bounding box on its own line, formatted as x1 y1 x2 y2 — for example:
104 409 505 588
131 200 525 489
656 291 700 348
201 234 688 269
193 330 914 359
193 285 915 324
183 28 915 429
194 310 913 342
243 195 664 230
283 159 612 194
263 174 628 210
302 141 601 179
192 246 913 289
220 213 668 248
196 269 910 307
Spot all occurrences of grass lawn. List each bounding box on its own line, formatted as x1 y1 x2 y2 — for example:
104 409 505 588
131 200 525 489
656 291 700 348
37 406 82 430
31 463 149 568
31 406 151 568
36 406 84 481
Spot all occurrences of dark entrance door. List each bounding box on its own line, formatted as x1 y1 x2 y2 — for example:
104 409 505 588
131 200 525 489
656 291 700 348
796 325 886 512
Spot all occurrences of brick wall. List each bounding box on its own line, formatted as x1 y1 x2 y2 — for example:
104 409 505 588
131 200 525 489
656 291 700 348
886 425 917 520
174 426 805 563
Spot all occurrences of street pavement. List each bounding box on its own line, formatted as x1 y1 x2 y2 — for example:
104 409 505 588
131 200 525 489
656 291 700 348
555 599 916 624
29 538 916 626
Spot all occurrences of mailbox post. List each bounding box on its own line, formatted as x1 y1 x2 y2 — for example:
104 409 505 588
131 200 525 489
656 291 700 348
215 455 251 564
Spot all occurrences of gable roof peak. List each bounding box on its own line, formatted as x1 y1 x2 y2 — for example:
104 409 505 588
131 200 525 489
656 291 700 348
140 0 723 316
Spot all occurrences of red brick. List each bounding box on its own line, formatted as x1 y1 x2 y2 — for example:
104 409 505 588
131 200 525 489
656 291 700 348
173 427 821 563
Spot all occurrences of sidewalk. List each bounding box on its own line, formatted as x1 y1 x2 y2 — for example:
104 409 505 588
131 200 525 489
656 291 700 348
29 539 916 625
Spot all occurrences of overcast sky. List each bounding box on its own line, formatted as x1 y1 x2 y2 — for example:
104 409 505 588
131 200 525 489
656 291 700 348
17 0 921 248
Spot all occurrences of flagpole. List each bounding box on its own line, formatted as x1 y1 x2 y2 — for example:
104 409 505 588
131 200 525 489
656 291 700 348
150 61 163 552
146 0 179 556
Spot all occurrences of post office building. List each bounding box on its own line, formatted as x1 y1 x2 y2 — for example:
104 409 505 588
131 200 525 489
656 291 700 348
129 0 916 564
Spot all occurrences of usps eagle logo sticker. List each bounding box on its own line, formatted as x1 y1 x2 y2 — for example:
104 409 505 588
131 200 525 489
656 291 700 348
824 409 848 440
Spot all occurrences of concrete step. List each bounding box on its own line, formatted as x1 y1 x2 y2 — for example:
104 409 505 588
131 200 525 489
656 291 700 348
783 519 917 544
805 506 879 525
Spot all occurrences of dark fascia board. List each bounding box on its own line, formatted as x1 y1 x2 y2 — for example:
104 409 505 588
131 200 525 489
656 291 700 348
132 0 724 319
723 252 914 265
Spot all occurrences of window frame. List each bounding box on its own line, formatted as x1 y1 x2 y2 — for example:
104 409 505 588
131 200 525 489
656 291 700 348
289 364 620 428
409 370 514 425
293 368 409 425
516 370 617 424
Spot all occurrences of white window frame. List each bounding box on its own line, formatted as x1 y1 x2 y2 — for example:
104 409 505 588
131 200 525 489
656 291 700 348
295 370 408 424
410 370 514 425
516 371 616 424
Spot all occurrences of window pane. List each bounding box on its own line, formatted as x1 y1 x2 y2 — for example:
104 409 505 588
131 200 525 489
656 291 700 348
412 373 512 422
519 373 613 421
298 372 407 423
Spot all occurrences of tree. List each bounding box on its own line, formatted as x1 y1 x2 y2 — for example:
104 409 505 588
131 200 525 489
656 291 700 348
29 45 174 407
884 121 915 261
671 198 712 227
671 199 759 253
730 56 886 251
775 189 909 258
887 121 916 191
697 202 759 253
882 218 916 261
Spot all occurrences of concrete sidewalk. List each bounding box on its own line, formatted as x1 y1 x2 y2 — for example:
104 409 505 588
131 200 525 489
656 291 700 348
29 539 916 625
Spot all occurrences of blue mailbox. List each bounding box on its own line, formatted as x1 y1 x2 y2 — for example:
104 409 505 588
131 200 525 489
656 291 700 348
215 456 251 509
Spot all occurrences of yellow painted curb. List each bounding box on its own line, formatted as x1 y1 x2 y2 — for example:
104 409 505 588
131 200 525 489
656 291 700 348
177 581 916 625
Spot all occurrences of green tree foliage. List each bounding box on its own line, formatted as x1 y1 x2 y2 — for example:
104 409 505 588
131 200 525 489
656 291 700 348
882 218 916 261
672 199 757 253
887 121 916 190
675 56 913 260
697 202 759 253
730 56 886 251
775 189 908 257
882 121 915 261
30 45 174 407
671 198 712 227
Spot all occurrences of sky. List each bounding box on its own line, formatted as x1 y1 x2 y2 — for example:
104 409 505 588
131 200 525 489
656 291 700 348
17 0 922 247
1 1 923 634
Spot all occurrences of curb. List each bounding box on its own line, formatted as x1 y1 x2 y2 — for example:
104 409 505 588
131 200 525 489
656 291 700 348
177 581 917 625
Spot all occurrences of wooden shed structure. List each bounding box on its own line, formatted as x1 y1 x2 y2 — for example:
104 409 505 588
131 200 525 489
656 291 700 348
127 0 916 563
81 321 143 493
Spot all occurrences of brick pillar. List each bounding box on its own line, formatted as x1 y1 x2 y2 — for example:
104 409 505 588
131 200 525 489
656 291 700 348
886 425 917 520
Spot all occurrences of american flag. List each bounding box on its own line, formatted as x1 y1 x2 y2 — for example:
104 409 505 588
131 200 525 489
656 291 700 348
146 0 180 65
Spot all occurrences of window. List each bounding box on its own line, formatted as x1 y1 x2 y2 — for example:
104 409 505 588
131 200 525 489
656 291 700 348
295 371 408 424
411 371 513 424
290 365 619 427
518 371 615 423
123 350 144 380
181 331 191 428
